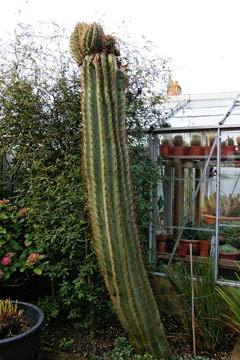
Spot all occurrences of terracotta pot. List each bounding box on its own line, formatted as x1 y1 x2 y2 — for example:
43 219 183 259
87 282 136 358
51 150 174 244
179 239 200 255
156 233 170 253
178 246 188 256
200 240 210 257
156 233 170 242
189 146 203 156
219 251 240 260
172 146 185 156
221 145 235 155
160 144 170 157
203 146 217 156
202 213 240 225
157 241 167 252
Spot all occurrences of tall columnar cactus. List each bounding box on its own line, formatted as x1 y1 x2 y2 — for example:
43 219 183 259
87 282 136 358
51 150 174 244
70 22 171 359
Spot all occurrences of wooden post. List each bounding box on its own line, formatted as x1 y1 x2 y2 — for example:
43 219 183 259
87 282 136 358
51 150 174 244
190 244 196 356
173 159 182 240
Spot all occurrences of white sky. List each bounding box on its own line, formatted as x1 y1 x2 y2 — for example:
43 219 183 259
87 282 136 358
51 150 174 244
0 0 240 95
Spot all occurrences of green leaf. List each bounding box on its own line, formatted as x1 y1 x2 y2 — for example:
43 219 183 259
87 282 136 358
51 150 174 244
34 267 43 275
3 271 10 280
24 239 33 247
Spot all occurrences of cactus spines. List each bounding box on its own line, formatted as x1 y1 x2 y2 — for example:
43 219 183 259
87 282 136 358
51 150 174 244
173 134 183 146
70 23 171 359
207 133 216 146
190 133 202 147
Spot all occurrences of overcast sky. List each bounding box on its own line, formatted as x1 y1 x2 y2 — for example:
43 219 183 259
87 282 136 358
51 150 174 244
0 0 239 95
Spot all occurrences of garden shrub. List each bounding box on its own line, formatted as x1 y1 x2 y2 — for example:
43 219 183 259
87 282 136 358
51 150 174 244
0 200 45 284
0 22 170 328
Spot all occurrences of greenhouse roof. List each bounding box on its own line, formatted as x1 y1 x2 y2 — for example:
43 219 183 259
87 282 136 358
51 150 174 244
157 91 240 129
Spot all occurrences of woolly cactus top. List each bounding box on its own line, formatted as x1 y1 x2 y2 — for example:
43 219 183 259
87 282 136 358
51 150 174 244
70 22 120 67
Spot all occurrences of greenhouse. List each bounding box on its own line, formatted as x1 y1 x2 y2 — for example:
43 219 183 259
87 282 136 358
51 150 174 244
149 90 240 284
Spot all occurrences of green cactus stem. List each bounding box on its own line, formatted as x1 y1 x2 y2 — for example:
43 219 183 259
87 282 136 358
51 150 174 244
70 22 171 359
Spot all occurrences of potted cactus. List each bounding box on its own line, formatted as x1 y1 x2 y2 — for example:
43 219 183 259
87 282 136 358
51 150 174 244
201 193 240 224
203 133 217 155
172 134 185 156
221 136 235 155
156 228 171 252
160 138 171 157
70 22 171 358
189 133 202 156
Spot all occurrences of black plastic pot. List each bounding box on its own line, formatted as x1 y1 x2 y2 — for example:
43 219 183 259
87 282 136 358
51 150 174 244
0 301 45 360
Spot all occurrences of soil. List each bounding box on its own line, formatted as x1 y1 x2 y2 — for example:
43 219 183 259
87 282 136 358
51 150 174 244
40 313 237 359
0 316 32 340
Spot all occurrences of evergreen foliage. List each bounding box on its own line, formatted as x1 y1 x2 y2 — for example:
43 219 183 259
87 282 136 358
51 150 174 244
0 22 170 329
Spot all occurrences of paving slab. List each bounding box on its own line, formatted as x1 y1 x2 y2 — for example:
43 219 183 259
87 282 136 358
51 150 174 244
231 335 240 360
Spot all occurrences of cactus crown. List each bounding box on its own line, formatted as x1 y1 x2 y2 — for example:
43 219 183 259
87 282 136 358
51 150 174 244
70 22 120 67
207 134 216 146
227 136 234 146
173 135 183 146
190 133 202 146
161 138 170 145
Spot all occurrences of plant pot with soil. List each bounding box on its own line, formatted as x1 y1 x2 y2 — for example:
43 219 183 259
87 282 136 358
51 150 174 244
0 299 45 360
156 229 171 252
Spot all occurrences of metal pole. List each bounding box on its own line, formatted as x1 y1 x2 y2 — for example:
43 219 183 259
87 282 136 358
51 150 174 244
214 127 221 281
168 136 218 266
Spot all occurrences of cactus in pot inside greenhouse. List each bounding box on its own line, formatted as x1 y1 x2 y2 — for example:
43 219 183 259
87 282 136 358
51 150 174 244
190 133 202 146
70 22 171 358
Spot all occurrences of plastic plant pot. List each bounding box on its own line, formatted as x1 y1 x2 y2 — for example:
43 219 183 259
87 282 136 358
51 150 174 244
0 301 45 360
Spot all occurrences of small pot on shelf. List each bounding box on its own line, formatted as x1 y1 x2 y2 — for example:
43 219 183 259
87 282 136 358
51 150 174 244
178 239 200 255
156 230 171 253
200 240 210 257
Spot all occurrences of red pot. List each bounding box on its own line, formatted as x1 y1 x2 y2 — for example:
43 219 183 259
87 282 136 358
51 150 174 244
178 246 188 256
157 241 167 252
219 251 240 260
203 146 217 156
221 145 235 156
200 240 210 257
160 144 170 157
172 146 185 156
189 146 203 156
179 239 200 255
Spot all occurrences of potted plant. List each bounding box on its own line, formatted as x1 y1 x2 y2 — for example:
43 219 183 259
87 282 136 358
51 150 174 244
172 135 185 156
156 228 171 252
219 244 240 260
219 223 240 249
221 136 235 156
178 223 200 256
201 193 240 224
0 298 45 360
203 133 217 155
0 201 46 359
160 138 171 157
237 136 240 150
189 133 202 156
